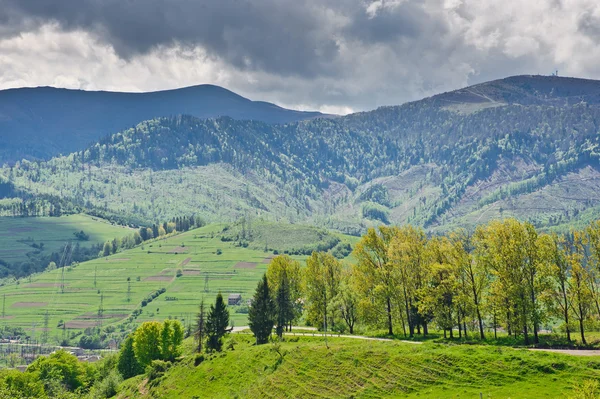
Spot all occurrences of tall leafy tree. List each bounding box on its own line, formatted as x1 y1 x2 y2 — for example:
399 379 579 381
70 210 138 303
304 252 342 331
353 226 398 335
133 321 162 367
248 274 275 344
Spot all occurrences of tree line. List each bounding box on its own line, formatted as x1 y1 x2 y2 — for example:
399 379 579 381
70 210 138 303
244 218 600 346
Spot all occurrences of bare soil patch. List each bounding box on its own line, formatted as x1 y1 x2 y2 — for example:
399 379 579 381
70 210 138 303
262 258 273 264
12 302 48 308
183 269 201 276
235 262 257 269
180 257 192 267
145 275 174 282
167 246 187 254
0 316 14 319
160 268 175 275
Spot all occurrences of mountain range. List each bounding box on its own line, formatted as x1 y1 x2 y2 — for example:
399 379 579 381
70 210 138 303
2 75 600 233
0 84 326 163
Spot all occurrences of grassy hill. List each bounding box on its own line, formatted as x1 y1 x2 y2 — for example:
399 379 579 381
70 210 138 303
0 222 353 342
0 85 326 163
116 335 600 398
0 214 132 265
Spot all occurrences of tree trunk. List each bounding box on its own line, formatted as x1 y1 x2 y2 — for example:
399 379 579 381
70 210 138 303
579 316 586 345
423 321 428 336
561 281 571 342
404 289 413 337
476 306 484 340
386 297 393 336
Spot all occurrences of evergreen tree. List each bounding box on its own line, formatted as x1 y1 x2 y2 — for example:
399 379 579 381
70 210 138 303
195 300 206 353
206 293 230 352
248 274 275 344
117 336 142 379
275 270 293 338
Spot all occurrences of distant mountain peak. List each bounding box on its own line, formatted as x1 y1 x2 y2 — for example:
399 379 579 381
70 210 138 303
0 84 327 162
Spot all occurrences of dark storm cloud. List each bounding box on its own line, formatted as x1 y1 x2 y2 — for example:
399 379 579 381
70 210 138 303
0 0 350 77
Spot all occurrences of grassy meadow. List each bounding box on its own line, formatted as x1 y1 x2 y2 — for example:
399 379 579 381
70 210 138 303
0 214 133 264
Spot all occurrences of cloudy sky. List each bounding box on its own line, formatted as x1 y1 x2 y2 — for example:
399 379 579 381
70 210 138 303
1 0 600 114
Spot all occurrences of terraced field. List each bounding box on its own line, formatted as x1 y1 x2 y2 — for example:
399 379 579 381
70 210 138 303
0 223 341 342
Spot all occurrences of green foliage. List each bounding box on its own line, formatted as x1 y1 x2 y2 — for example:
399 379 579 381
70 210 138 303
117 336 142 379
248 274 275 344
26 350 95 393
206 293 230 352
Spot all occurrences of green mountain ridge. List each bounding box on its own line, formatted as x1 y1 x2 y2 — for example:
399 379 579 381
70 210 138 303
0 84 326 163
2 75 600 232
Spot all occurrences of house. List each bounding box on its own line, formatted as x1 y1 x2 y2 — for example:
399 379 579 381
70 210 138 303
228 294 242 306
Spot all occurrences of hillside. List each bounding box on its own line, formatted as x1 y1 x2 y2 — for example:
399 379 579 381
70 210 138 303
3 75 600 231
0 222 354 342
0 214 133 277
0 85 326 162
117 335 600 398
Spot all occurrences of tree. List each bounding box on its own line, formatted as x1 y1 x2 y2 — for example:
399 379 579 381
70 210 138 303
567 232 592 345
335 268 359 334
133 321 162 367
195 300 206 353
117 336 142 379
542 233 572 342
248 274 275 344
160 320 173 361
102 241 111 257
304 252 342 331
353 226 398 335
267 255 302 330
419 236 458 338
275 269 293 338
450 230 487 340
206 293 230 352
387 226 428 337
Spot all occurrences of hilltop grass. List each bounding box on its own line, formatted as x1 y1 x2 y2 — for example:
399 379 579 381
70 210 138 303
0 214 132 264
117 336 600 399
0 223 355 342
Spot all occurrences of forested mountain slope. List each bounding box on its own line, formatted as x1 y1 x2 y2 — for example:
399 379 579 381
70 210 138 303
0 85 325 162
2 75 600 232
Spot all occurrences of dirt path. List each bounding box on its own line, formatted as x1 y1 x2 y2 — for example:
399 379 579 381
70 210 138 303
529 348 600 356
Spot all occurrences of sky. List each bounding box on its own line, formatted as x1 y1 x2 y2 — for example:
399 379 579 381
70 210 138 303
1 0 600 114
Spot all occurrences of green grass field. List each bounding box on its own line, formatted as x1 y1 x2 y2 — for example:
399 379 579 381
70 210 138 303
0 214 133 264
117 335 600 398
0 223 349 342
